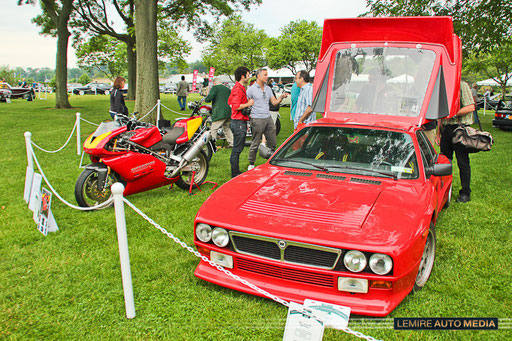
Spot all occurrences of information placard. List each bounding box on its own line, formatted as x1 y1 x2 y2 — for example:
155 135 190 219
283 302 324 341
304 299 351 330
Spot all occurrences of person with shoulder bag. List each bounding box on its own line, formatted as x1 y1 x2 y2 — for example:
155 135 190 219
435 81 475 203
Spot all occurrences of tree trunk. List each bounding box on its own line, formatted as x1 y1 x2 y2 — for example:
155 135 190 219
126 39 136 100
53 1 73 109
134 0 159 123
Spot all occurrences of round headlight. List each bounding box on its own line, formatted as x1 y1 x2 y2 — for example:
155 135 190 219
195 223 212 243
369 254 393 275
212 227 229 247
344 250 367 273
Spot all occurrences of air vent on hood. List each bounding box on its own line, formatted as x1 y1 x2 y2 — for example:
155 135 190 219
316 174 346 181
284 170 312 177
350 177 381 185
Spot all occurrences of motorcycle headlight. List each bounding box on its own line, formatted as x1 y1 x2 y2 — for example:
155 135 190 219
344 250 367 273
369 254 393 275
212 227 229 247
195 223 212 243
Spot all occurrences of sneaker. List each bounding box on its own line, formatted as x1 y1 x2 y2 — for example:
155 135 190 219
248 165 255 170
456 193 471 203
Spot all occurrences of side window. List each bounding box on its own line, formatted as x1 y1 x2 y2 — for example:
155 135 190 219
416 131 435 167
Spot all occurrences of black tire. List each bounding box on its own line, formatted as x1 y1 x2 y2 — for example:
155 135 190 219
175 149 209 190
414 223 436 292
203 142 214 162
275 117 281 136
79 90 85 96
75 168 118 208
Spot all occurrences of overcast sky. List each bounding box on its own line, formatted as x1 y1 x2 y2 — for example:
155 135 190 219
0 0 367 69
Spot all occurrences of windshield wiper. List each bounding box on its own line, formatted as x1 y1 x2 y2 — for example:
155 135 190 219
324 165 397 180
272 158 330 173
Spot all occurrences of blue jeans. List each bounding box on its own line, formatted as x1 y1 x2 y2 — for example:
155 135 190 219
177 96 187 110
230 120 248 178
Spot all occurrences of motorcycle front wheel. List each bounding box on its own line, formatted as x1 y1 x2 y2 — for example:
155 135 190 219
175 149 209 190
75 168 119 208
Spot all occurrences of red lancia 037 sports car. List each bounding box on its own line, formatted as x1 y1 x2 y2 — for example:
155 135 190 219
193 17 462 316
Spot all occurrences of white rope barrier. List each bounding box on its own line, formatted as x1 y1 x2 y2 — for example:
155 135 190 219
121 196 381 341
28 143 114 211
160 102 191 116
79 117 100 127
31 120 78 153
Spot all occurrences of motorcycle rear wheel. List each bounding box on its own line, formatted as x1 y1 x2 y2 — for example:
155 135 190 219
175 149 209 190
75 168 118 208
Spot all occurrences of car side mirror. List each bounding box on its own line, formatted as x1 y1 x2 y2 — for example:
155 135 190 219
258 144 274 159
431 163 452 177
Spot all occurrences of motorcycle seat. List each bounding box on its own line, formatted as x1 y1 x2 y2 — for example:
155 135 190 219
162 126 185 145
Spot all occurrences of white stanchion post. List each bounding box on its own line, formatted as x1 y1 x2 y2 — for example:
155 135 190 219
483 97 487 116
76 112 81 155
112 183 136 319
157 99 161 122
24 131 33 170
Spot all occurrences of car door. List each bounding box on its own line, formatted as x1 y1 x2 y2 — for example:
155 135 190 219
416 131 442 210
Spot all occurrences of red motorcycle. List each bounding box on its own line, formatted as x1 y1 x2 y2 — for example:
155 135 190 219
75 113 211 208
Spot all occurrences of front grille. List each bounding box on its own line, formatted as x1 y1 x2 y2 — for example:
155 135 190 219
237 258 335 287
284 245 340 268
230 231 341 270
231 235 280 260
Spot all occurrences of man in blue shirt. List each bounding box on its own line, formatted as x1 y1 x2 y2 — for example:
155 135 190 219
294 70 315 129
246 69 288 170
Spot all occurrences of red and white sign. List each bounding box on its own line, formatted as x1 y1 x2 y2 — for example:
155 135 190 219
209 67 215 84
192 69 198 91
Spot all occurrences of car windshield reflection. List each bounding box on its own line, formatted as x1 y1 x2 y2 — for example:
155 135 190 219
271 126 419 179
329 47 436 117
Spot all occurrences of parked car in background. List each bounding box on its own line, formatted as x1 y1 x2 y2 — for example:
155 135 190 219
164 84 177 94
72 82 112 95
272 86 292 107
0 87 11 102
0 82 35 99
493 95 512 130
67 83 82 93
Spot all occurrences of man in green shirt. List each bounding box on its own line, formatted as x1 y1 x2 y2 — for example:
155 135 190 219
204 78 234 147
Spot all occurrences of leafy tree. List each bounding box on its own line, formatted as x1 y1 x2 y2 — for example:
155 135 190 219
74 0 136 98
464 41 512 96
135 0 262 123
202 15 267 77
0 67 16 84
19 0 76 108
266 20 323 74
75 35 128 80
363 0 512 56
77 73 91 84
187 60 207 74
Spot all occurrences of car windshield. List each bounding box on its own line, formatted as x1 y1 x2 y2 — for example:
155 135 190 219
271 126 419 179
329 47 436 117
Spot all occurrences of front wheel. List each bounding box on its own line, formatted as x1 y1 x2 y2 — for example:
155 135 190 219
175 149 209 190
79 90 85 96
275 117 281 136
75 167 118 208
104 90 110 95
414 223 436 291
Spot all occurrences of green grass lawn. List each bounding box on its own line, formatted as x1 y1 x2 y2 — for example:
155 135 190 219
0 94 511 340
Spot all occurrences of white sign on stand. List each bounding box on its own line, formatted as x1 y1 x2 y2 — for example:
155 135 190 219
283 302 324 341
36 188 52 235
28 173 42 213
24 166 34 203
303 299 351 330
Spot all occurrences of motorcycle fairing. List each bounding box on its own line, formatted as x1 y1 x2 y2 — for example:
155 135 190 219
174 116 203 144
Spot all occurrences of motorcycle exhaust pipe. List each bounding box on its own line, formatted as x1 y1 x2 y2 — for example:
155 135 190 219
170 130 211 177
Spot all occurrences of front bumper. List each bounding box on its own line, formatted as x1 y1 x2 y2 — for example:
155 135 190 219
194 243 418 316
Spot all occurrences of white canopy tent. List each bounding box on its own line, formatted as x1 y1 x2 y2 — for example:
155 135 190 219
476 73 512 86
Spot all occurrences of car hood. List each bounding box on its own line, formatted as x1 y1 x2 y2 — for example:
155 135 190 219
196 165 430 253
